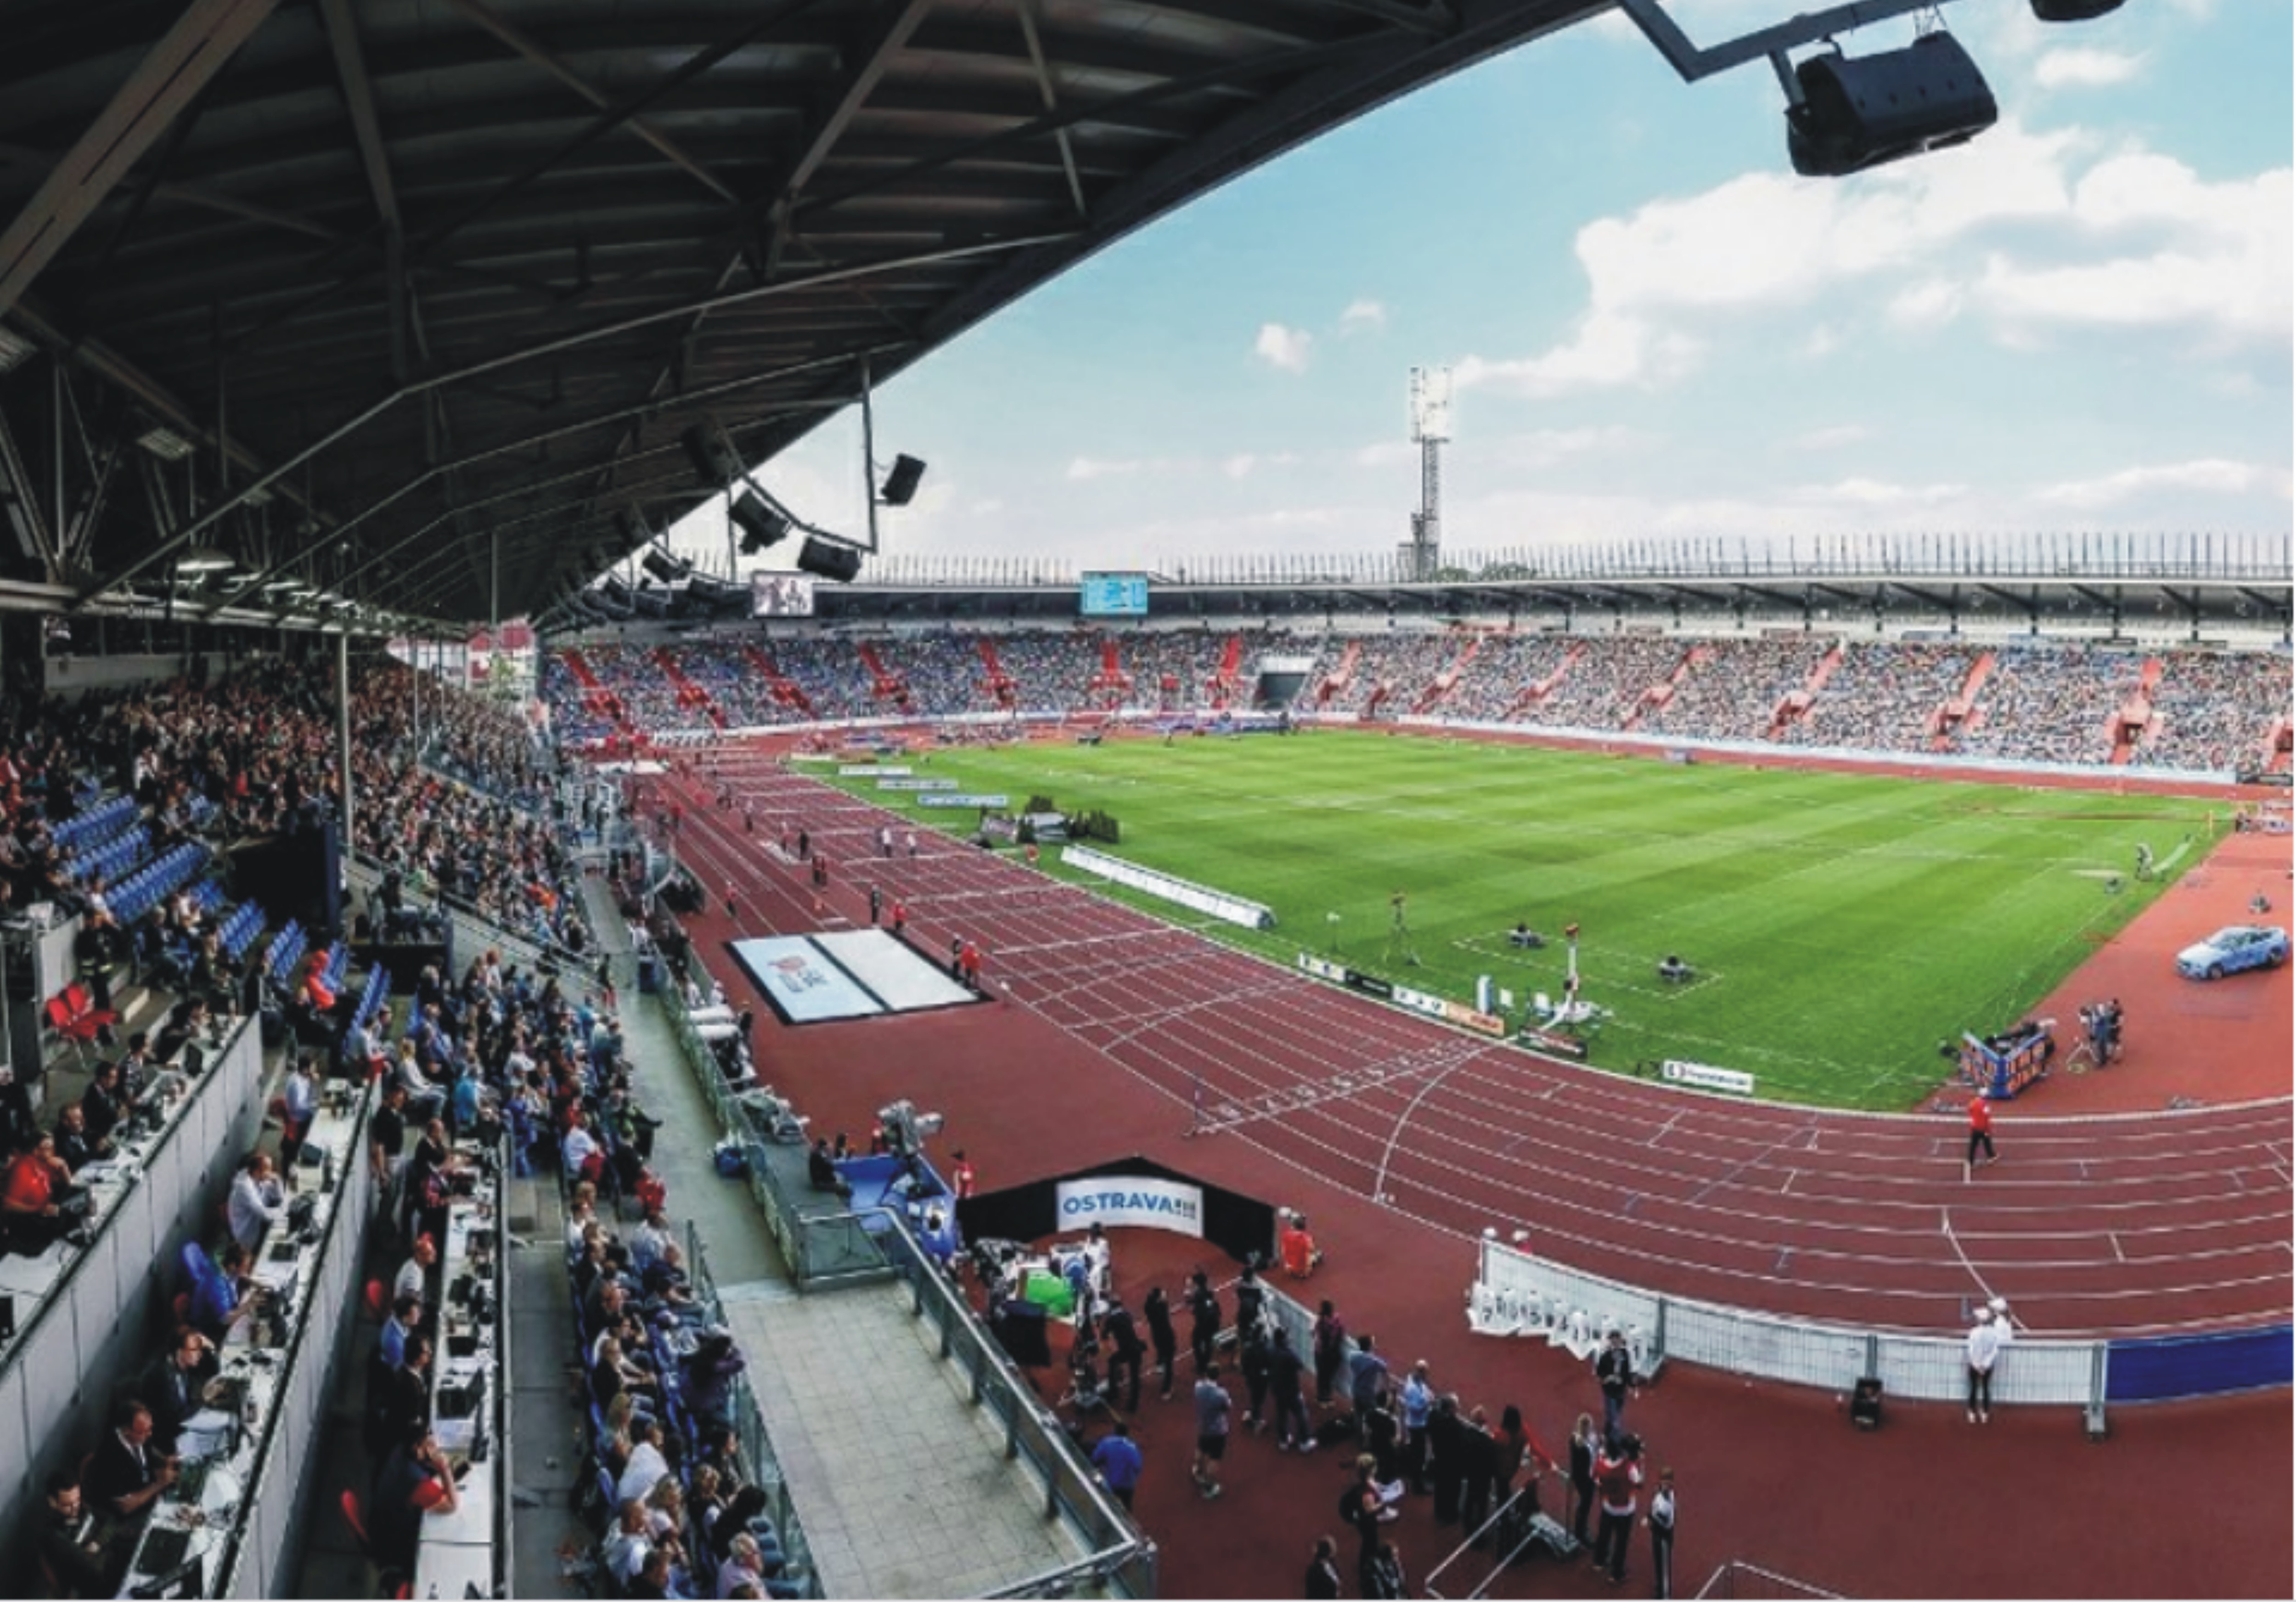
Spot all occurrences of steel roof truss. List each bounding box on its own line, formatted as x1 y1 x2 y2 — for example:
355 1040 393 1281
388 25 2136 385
0 0 284 317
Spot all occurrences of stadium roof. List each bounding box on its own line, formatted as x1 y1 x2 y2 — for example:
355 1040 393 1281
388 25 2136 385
600 564 2296 637
0 0 1600 630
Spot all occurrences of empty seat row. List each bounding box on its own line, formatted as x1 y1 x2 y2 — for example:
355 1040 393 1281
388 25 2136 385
110 842 209 922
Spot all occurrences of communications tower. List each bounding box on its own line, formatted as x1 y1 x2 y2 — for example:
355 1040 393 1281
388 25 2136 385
1405 366 1451 582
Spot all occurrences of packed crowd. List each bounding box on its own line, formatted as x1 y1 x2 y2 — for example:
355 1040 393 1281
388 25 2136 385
1781 641 1983 754
2132 649 2291 772
1946 647 2137 763
1437 635 1577 723
1639 638 1833 742
1311 633 1464 718
1509 635 1686 731
541 629 2290 773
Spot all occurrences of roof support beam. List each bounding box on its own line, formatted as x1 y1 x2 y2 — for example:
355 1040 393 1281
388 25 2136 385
80 229 1066 607
316 0 400 236
440 0 743 206
1015 0 1089 220
0 404 60 578
208 348 878 615
0 0 282 317
782 0 934 205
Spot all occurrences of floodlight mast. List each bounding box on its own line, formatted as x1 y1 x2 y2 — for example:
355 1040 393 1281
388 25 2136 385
1407 366 1451 583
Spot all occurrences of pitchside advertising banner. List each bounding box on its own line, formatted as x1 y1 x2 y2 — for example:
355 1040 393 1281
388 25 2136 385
1055 1176 1205 1237
918 793 1010 807
1662 1058 1755 1095
876 777 959 791
839 764 912 776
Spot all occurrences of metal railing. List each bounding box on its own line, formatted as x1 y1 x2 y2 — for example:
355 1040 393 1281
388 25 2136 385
869 1214 1156 1600
682 1222 824 1600
1693 1560 1845 1598
344 847 592 979
1471 1240 2108 1432
855 533 2289 591
653 983 1155 1595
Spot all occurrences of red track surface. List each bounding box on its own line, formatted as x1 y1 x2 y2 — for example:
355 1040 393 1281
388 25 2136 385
632 738 2292 1598
660 753 2290 1340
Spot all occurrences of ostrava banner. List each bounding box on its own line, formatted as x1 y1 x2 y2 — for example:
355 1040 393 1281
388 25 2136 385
1054 1175 1204 1237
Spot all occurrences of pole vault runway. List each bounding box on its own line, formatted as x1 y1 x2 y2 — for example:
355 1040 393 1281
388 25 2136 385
654 757 2291 1340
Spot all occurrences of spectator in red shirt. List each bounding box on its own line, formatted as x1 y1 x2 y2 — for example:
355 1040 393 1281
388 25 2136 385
2 1131 82 1253
370 1426 461 1575
1593 1434 1644 1585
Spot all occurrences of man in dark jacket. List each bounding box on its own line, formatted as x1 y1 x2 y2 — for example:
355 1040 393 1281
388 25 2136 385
140 1328 220 1454
1427 1393 1469 1528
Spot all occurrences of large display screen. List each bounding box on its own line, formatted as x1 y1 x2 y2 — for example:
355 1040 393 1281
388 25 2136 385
750 573 817 617
1080 572 1149 617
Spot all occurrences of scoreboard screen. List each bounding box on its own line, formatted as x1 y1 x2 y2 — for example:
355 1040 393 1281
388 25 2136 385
1080 572 1149 617
750 574 816 617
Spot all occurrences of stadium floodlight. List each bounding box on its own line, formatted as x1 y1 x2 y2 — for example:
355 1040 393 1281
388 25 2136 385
730 490 792 554
878 454 927 508
173 546 235 575
137 426 196 461
680 421 737 488
1786 33 1996 178
1607 0 2092 178
0 322 34 373
797 535 863 584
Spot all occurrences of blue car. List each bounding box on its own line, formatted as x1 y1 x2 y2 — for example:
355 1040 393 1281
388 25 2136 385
2174 925 2291 981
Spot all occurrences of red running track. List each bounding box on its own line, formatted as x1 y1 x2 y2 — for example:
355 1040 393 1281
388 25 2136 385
652 755 2292 1340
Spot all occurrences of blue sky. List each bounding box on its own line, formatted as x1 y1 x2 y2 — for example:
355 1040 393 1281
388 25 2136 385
672 0 2291 574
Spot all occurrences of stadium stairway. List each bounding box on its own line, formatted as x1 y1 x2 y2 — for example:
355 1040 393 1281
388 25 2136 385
741 643 817 719
576 880 1090 1598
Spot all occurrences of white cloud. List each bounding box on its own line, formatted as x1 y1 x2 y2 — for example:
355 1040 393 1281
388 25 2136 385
2032 457 2290 508
1455 310 1699 398
1887 278 1964 328
1352 440 1418 470
1975 162 2290 344
2034 47 2144 89
1254 322 1314 372
1790 476 1971 508
1788 424 1871 452
1446 120 2289 397
1469 426 1643 471
1340 299 1387 333
1067 456 1150 482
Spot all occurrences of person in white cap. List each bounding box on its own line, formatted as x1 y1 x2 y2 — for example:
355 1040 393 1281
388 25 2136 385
1965 1305 2007 1423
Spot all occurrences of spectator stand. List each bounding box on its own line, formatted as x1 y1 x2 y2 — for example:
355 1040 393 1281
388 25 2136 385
127 1081 377 1598
0 1013 268 1563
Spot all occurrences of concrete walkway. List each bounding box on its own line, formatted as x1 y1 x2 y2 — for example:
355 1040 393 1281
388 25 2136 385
584 877 1087 1597
720 1276 1089 1597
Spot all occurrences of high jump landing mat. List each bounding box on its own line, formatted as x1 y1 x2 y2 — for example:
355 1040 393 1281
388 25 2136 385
730 931 980 1024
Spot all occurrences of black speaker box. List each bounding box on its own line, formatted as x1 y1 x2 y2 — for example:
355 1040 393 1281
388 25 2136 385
1787 33 1996 178
797 537 863 584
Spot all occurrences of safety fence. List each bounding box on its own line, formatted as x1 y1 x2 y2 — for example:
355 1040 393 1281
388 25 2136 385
1471 1239 2293 1436
656 983 1157 1597
681 1223 824 1600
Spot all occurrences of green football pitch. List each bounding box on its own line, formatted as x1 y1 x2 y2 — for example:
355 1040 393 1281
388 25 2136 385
835 731 2220 1110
